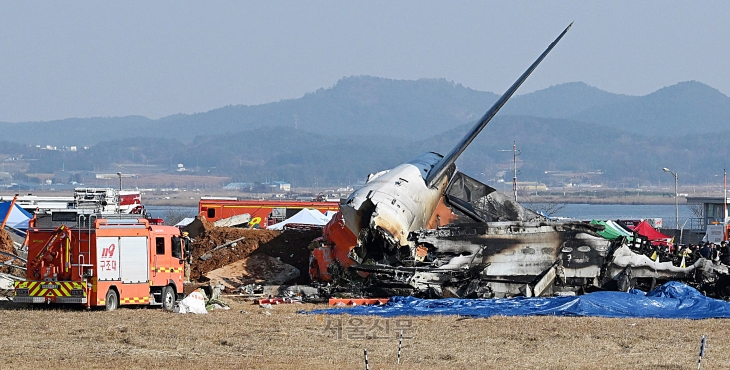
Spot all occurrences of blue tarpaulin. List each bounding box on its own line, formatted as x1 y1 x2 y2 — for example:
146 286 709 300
311 282 730 319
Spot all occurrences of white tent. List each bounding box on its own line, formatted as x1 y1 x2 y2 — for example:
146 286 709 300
323 210 338 221
268 208 330 230
174 217 195 227
0 201 33 230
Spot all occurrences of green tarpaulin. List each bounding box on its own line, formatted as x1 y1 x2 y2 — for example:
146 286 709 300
590 219 634 242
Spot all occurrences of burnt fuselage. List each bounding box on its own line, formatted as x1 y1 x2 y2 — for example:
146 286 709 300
414 221 610 280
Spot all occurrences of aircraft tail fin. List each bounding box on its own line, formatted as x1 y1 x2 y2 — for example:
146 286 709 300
426 22 572 188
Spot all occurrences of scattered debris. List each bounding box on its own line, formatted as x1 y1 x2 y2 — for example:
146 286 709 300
214 213 252 228
177 284 229 313
236 284 264 296
279 285 320 299
256 297 302 305
177 288 209 314
199 235 246 260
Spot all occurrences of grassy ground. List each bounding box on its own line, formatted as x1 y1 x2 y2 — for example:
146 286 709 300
1 298 726 369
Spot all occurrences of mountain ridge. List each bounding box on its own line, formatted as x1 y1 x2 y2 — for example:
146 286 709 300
0 77 727 147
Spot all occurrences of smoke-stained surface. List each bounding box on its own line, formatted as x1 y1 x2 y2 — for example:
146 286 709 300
445 172 542 222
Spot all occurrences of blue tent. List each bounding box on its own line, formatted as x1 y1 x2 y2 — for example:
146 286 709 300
0 201 33 230
311 282 730 320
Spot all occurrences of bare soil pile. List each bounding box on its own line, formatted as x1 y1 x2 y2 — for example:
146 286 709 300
190 228 279 281
0 229 21 275
205 254 301 289
0 229 13 259
190 223 320 285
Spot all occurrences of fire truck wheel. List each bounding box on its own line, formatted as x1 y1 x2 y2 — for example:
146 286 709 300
105 289 119 311
162 286 176 311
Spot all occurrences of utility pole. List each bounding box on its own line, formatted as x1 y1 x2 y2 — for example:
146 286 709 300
663 167 679 229
498 143 520 202
512 142 517 202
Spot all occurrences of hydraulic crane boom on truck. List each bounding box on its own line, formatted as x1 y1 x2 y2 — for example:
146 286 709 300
14 210 185 310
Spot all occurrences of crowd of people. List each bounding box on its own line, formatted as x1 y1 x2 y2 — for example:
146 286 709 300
642 240 730 268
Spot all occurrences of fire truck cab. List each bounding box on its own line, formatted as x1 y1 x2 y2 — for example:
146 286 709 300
14 210 185 311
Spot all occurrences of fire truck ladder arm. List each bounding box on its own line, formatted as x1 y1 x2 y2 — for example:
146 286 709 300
33 225 69 263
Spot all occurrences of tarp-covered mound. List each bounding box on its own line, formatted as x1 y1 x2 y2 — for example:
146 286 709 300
313 282 730 319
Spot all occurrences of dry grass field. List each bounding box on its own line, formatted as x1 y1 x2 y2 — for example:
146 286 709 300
1 298 728 370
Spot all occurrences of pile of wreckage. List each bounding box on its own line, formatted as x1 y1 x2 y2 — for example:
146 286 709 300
182 215 324 303
309 213 730 301
0 201 31 299
299 25 730 303
185 209 730 304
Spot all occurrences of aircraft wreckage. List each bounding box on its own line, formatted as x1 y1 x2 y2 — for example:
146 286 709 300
309 23 730 299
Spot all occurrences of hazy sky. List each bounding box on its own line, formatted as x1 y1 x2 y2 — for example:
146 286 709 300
2 1 729 122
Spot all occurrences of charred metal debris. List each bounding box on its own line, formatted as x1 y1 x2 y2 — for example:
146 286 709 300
314 175 730 300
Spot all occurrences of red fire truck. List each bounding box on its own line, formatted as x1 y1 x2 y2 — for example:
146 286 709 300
199 197 341 228
14 210 185 311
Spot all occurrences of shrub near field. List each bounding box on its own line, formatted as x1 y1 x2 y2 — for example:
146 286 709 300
1 300 729 370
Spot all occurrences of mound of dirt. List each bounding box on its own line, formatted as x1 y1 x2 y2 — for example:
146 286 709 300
205 253 301 289
191 228 280 281
190 226 321 285
0 230 13 260
0 229 23 275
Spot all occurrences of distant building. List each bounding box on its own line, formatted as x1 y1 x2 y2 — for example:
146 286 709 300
271 181 291 192
516 181 548 191
223 182 255 191
686 196 730 229
223 181 290 193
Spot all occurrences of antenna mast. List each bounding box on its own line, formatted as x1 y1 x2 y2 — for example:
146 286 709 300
513 141 518 202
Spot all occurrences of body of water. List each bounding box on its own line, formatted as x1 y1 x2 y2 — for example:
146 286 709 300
145 205 198 224
555 203 696 227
